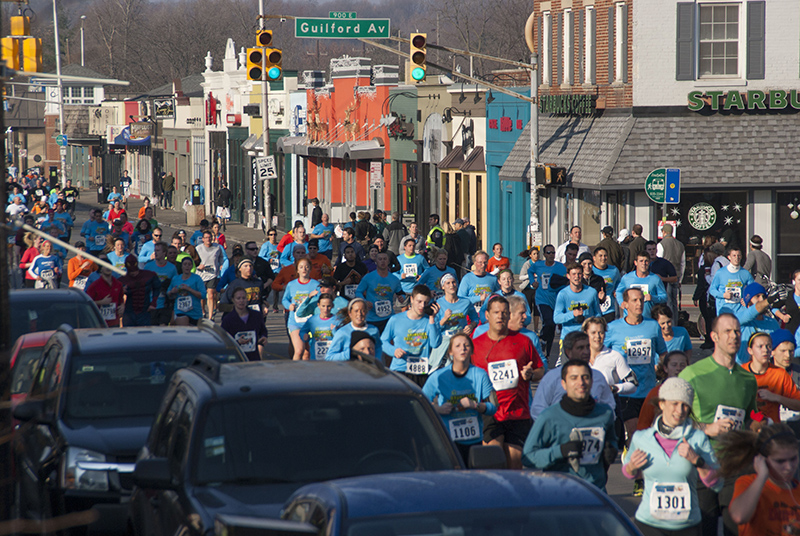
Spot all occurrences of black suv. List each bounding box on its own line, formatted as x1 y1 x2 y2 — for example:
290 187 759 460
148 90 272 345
129 360 470 536
12 321 247 534
10 288 106 343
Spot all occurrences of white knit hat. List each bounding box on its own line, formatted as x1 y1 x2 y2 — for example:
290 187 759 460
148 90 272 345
659 377 694 407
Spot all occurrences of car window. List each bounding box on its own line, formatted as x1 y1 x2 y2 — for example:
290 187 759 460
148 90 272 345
170 398 195 472
11 302 104 342
28 344 60 399
194 394 456 485
152 390 186 457
12 347 47 395
284 501 326 531
64 350 235 420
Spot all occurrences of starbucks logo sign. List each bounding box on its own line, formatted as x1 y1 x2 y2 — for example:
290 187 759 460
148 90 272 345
688 202 717 231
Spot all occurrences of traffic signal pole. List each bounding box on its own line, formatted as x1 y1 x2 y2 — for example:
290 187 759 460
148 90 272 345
258 4 272 232
53 0 67 188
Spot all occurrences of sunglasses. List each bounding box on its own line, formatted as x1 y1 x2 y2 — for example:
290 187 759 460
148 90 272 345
153 234 162 238
268 233 277 236
246 247 258 251
544 251 555 255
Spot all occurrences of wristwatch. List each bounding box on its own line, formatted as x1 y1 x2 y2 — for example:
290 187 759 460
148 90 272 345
694 456 706 469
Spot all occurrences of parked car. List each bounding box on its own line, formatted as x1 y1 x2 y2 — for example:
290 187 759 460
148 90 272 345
12 321 247 535
129 359 490 536
9 288 106 343
9 331 53 410
272 471 643 536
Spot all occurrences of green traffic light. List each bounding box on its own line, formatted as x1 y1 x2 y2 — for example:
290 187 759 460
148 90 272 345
411 67 425 81
267 66 282 80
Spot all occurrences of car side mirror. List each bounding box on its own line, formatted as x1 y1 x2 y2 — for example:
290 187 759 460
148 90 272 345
468 444 506 469
132 458 175 490
13 398 52 424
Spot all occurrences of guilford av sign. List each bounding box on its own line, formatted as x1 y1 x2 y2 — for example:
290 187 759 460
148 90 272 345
688 89 800 112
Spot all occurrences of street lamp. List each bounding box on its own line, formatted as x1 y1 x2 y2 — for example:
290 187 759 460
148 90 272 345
80 15 86 67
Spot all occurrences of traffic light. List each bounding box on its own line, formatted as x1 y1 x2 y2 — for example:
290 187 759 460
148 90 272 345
246 47 264 81
10 16 30 37
256 30 273 47
545 166 568 186
409 32 427 82
22 38 42 72
264 48 282 81
2 37 19 70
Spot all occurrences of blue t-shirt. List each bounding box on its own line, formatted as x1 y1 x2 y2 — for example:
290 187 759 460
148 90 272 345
394 253 429 294
457 272 500 306
282 278 320 329
258 242 282 272
709 266 754 315
280 242 310 268
356 271 403 324
435 296 477 337
28 254 62 278
553 285 601 339
144 260 178 309
418 265 458 299
311 223 335 253
664 325 693 354
107 251 128 277
299 314 339 360
82 220 110 252
422 365 496 445
168 273 207 320
615 272 667 318
527 261 567 309
605 317 667 398
325 323 383 361
736 304 780 364
594 265 621 313
381 312 443 371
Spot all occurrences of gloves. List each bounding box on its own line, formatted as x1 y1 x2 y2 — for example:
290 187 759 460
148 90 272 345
767 284 790 308
560 440 583 460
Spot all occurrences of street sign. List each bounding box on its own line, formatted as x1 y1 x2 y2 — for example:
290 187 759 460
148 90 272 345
295 18 391 39
55 134 67 147
19 148 27 158
329 11 357 19
255 156 277 181
645 168 681 204
369 161 382 189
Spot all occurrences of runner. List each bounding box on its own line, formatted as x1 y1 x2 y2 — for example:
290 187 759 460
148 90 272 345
221 287 268 361
81 209 110 256
258 228 282 274
720 423 800 536
137 226 163 265
429 273 477 370
309 213 335 259
527 244 567 358
195 230 226 320
637 351 690 431
279 224 309 267
167 257 207 326
355 251 403 332
107 237 128 275
616 250 668 319
119 255 160 327
395 237 429 294
584 317 637 396
86 256 125 327
283 257 320 360
487 243 510 275
523 358 618 491
477 269 530 324
219 259 267 314
423 333 497 462
381 284 443 386
653 304 693 360
299 293 338 360
709 246 753 316
67 241 97 290
295 276 348 318
473 295 544 468
27 240 62 289
143 242 178 326
734 282 780 365
554 262 601 347
418 249 458 299
61 179 79 216
333 245 367 300
349 331 377 362
325 298 383 361
623 377 720 536
458 250 499 312
742 331 800 424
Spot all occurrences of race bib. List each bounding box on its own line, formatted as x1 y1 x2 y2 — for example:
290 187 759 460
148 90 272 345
448 416 480 443
626 339 652 365
314 341 331 360
66 196 74 203
433 289 444 300
714 405 745 430
631 283 650 295
269 258 280 271
235 331 256 353
375 300 392 317
726 284 742 303
541 273 551 290
406 356 428 375
403 263 418 278
344 284 358 299
35 189 43 197
781 406 800 422
40 269 54 280
577 427 606 465
650 483 691 521
248 304 261 312
73 276 88 290
100 303 116 321
488 359 519 391
94 235 106 246
176 296 193 313
599 295 613 313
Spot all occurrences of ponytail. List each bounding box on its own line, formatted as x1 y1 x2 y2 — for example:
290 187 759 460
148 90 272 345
716 423 799 478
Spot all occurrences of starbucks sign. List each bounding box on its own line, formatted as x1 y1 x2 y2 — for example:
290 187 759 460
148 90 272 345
688 203 717 231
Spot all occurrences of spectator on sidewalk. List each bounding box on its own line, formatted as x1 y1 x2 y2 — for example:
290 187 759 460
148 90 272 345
162 172 175 209
742 235 772 289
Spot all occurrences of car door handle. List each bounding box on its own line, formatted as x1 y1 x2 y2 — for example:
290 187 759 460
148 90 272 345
149 495 160 509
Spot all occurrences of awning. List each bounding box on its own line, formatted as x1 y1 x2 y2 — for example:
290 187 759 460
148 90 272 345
241 134 262 151
112 126 151 146
338 138 385 160
276 136 384 160
276 136 306 154
438 146 465 169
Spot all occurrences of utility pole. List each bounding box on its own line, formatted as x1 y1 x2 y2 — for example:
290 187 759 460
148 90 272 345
53 0 67 187
525 12 540 247
259 0 272 231
0 11 11 523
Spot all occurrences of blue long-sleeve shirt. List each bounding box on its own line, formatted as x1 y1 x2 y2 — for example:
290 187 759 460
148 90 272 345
615 271 667 318
593 265 621 312
527 261 567 309
282 278 320 329
280 241 309 267
381 312 443 372
553 286 601 339
418 265 458 298
736 303 780 364
299 314 340 360
709 265 754 315
457 272 499 305
435 296 477 337
356 271 403 324
394 253 429 294
606 317 667 399
137 240 157 265
325 323 383 361
258 242 282 272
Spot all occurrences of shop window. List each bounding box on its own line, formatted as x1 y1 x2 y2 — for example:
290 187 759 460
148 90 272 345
776 193 800 281
698 3 739 77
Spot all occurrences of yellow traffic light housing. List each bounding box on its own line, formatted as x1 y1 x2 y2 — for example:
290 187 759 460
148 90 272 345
256 30 273 47
410 33 427 82
10 16 30 37
246 47 264 81
2 37 19 70
265 48 282 81
23 37 42 72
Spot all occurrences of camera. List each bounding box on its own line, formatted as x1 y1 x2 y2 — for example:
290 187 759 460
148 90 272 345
423 305 435 317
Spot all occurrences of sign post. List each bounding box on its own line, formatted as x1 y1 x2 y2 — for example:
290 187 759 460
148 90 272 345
645 167 681 222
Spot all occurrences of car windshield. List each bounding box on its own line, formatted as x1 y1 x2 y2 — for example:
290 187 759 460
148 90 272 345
195 394 457 485
65 351 242 419
12 347 46 395
344 507 635 536
11 303 104 342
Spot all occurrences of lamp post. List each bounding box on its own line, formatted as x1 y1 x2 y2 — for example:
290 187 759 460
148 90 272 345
53 0 66 187
525 12 540 247
80 15 86 67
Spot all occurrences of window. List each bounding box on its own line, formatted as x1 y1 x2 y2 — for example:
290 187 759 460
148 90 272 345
585 6 596 84
542 11 552 85
614 2 627 82
563 9 573 85
699 3 739 77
